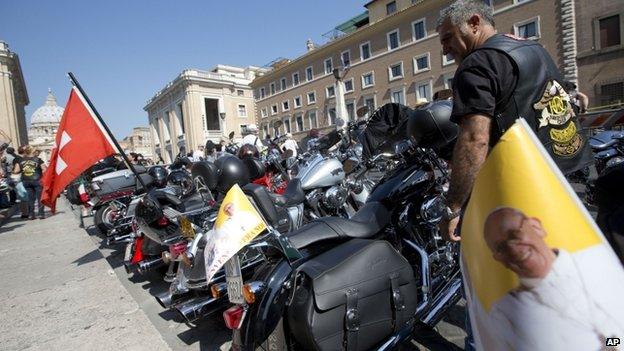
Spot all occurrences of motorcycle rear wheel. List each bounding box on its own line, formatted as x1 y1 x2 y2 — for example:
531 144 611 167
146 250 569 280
255 318 288 351
94 205 116 235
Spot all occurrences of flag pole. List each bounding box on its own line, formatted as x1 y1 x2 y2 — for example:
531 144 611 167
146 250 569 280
67 72 148 190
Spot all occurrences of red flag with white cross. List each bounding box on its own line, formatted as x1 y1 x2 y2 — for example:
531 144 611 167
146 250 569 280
40 87 117 212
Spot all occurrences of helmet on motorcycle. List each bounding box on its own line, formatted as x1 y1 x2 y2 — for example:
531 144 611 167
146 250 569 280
167 169 195 197
242 157 266 181
407 100 458 151
191 161 219 191
238 144 259 159
215 154 250 194
148 166 168 188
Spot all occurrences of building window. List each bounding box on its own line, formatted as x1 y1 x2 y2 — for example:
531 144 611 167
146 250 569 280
293 72 300 86
309 111 318 128
386 1 397 15
412 19 426 41
271 104 278 115
413 53 430 73
237 89 244 96
341 50 351 67
237 104 247 117
344 79 354 92
391 89 405 105
261 107 268 118
260 87 266 99
444 75 454 89
514 17 540 40
177 102 185 134
284 118 291 133
362 72 375 88
282 100 290 111
270 82 276 95
263 124 269 138
346 102 355 121
306 66 314 81
416 80 432 101
364 96 376 112
324 58 333 75
598 14 621 49
296 114 304 131
600 81 624 105
280 78 287 91
360 41 371 61
326 85 336 98
387 29 400 50
273 124 281 136
442 53 455 66
388 62 404 81
328 108 337 125
294 95 302 108
307 91 316 104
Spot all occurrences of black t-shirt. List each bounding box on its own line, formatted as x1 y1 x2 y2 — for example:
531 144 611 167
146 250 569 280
19 157 43 181
450 48 518 134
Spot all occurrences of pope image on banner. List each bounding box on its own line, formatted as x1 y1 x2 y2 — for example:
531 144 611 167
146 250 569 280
461 119 624 351
203 184 267 283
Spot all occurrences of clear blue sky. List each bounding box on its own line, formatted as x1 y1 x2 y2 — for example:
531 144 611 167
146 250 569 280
1 0 364 139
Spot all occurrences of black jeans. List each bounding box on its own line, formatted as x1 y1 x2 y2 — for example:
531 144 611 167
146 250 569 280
22 179 44 218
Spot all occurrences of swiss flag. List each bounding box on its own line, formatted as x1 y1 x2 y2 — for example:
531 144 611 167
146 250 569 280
41 87 117 212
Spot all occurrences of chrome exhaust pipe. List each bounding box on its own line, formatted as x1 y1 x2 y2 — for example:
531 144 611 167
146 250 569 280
137 257 166 274
155 291 191 309
106 233 134 246
174 295 224 323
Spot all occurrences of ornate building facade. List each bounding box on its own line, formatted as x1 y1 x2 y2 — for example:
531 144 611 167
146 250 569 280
28 89 63 162
120 126 153 160
144 65 267 163
0 41 29 146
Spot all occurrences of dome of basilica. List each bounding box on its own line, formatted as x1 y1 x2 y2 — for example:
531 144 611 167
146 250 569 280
30 89 64 125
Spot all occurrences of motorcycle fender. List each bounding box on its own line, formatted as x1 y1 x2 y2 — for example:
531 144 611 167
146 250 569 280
237 259 293 348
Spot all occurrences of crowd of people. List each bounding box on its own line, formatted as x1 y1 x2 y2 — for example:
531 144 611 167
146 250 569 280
0 143 47 220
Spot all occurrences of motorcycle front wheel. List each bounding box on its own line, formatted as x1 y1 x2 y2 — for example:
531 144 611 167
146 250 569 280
94 204 116 235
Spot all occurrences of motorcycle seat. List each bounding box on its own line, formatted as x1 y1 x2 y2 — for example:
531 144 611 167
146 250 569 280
591 138 618 151
286 201 390 249
270 178 305 207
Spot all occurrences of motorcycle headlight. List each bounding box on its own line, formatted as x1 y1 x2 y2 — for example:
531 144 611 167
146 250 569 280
606 156 624 169
420 196 446 224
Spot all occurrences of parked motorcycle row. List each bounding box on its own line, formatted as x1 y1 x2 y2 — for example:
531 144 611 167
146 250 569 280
66 101 624 350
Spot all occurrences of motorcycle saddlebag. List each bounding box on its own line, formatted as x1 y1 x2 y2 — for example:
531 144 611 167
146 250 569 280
287 239 417 351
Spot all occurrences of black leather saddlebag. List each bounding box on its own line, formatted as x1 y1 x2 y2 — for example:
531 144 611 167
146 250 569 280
287 239 417 351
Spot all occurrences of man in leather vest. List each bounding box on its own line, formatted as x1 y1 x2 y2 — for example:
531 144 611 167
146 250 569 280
436 0 592 243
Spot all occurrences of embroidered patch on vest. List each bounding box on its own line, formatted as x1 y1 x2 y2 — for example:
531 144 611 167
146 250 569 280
533 80 584 157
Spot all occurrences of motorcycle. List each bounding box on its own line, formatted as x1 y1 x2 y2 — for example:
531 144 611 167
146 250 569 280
219 101 462 350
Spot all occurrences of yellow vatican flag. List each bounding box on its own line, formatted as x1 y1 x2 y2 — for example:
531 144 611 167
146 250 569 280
461 119 624 351
203 184 267 283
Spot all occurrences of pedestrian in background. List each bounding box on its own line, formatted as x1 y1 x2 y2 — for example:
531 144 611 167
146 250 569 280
13 145 46 219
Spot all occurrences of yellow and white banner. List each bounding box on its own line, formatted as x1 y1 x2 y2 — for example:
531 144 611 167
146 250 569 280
203 184 267 283
461 119 624 351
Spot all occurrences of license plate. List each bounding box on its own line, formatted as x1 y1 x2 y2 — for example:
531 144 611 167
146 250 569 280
123 242 133 262
225 256 245 304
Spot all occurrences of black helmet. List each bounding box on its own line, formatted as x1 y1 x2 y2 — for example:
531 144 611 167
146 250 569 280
191 161 219 191
215 155 250 193
407 100 458 150
242 156 266 181
167 169 195 197
148 166 168 188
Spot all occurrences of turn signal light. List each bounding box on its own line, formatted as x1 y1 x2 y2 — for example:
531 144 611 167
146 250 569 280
223 305 245 330
211 282 227 299
242 282 265 304
161 251 172 264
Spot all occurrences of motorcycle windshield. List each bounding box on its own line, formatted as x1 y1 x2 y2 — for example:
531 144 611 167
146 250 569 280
359 103 412 160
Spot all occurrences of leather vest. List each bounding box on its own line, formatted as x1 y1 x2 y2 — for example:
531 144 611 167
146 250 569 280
475 34 592 175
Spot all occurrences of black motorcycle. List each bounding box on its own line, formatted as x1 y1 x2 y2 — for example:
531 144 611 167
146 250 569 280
217 101 462 350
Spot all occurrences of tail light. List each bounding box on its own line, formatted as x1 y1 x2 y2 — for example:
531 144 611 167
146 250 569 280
169 241 187 258
157 216 169 227
211 282 227 299
223 305 246 330
79 192 90 204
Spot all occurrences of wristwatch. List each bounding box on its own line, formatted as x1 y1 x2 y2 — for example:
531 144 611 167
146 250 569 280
443 205 461 221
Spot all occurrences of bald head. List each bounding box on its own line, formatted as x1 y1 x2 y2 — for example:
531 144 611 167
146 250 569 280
483 207 556 279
